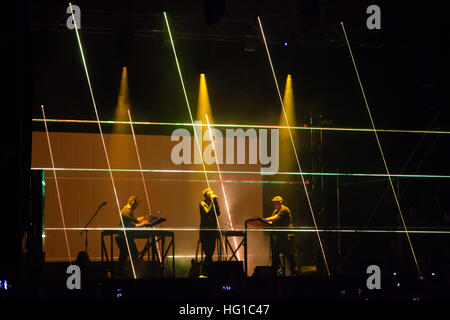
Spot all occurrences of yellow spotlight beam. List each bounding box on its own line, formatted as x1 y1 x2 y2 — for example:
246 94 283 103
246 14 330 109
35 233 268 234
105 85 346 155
69 3 137 278
341 21 421 277
163 12 226 256
115 67 130 123
280 74 297 170
110 67 133 173
258 16 331 276
281 74 295 127
197 74 213 122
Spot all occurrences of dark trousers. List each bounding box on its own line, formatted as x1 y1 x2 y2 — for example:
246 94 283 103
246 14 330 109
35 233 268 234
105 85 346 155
115 233 139 277
271 234 298 275
200 230 218 273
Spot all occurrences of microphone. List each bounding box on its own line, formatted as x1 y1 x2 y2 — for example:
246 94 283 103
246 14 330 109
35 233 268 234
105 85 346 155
81 202 107 235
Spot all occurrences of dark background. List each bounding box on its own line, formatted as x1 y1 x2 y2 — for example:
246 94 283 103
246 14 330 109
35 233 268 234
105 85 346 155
3 0 450 288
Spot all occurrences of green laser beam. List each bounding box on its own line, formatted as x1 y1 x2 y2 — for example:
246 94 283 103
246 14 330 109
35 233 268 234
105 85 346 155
341 21 421 276
30 167 450 179
33 175 306 185
32 118 450 135
44 227 450 235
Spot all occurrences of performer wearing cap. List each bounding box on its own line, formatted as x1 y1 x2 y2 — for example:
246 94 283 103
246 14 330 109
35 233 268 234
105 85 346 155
264 196 298 276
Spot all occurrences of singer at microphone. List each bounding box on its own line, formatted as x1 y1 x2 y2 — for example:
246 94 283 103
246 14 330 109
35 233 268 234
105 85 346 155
199 188 221 275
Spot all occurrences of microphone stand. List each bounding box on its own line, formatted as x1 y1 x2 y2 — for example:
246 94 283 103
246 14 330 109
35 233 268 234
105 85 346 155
80 203 106 255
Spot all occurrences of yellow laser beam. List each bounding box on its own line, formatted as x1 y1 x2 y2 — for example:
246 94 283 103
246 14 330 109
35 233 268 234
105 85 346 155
341 21 421 276
127 109 163 263
114 67 131 125
41 105 72 264
163 11 227 257
205 113 240 260
258 16 331 276
280 74 298 170
69 3 137 279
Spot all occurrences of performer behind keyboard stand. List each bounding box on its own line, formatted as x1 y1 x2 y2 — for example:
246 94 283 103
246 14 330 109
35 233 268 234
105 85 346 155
116 195 150 277
199 188 221 275
264 196 298 276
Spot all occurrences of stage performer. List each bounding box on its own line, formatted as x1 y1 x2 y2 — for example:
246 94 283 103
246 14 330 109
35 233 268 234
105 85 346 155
264 196 298 276
116 195 149 277
199 188 221 274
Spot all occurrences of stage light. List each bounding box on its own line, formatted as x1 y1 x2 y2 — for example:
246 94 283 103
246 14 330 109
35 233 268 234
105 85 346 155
114 67 130 124
114 288 123 299
284 42 288 47
280 74 297 170
110 67 133 173
0 280 9 291
128 109 162 262
197 74 212 123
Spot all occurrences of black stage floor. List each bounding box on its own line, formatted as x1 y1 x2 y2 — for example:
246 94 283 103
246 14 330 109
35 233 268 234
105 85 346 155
4 262 450 301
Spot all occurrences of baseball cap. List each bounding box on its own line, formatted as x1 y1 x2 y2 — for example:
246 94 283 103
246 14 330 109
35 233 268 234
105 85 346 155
271 196 283 203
